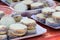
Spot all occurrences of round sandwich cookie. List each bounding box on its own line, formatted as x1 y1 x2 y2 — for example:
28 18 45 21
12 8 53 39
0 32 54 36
0 25 7 35
55 6 60 12
46 18 60 27
14 2 28 12
31 2 44 9
0 35 7 40
52 12 60 23
42 7 55 18
0 16 15 27
8 23 27 37
36 13 46 24
20 17 36 34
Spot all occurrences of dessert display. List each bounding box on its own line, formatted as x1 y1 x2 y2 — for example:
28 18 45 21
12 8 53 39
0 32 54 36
8 23 27 37
36 13 46 23
0 35 7 40
0 14 46 39
42 7 55 18
0 25 7 35
0 16 15 26
20 17 36 34
31 2 44 9
55 6 60 12
0 13 46 39
0 0 48 40
0 11 5 19
52 12 60 23
2 0 60 40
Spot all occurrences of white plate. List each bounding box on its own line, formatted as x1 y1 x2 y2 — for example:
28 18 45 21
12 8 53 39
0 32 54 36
31 15 60 29
11 24 47 40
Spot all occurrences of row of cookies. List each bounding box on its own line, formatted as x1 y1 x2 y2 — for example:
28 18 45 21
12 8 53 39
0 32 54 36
11 1 45 11
35 6 60 28
0 12 37 39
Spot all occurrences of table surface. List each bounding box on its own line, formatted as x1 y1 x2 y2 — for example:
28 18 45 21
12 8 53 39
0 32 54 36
0 1 60 40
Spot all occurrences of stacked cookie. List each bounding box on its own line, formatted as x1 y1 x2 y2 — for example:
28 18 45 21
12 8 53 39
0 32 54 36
0 11 7 40
8 23 27 37
0 25 7 40
20 17 36 34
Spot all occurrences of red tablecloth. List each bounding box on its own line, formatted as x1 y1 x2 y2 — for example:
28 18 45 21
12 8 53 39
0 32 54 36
0 1 60 40
0 1 12 15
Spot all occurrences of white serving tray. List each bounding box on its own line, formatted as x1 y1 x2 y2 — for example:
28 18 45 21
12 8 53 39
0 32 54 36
1 0 42 12
10 24 47 40
1 0 43 18
31 15 60 29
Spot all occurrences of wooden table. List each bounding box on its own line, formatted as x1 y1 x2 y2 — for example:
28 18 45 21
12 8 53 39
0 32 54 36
0 1 60 40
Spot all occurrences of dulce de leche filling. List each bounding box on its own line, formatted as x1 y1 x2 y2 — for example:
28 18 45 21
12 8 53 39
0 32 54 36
8 29 27 37
21 22 36 30
0 28 7 34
